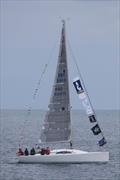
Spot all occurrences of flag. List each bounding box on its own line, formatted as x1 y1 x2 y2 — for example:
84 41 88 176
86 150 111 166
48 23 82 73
80 95 94 115
98 137 107 146
89 115 97 123
73 77 94 115
79 92 86 99
73 78 84 94
91 124 101 135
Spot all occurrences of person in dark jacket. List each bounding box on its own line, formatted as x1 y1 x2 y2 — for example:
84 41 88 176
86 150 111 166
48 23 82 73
41 148 45 155
30 148 36 155
24 148 29 156
70 141 73 149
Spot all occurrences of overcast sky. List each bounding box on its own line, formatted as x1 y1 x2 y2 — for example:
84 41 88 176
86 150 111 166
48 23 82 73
1 0 119 110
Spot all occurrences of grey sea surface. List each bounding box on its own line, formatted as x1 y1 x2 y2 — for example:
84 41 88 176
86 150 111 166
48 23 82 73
0 110 120 180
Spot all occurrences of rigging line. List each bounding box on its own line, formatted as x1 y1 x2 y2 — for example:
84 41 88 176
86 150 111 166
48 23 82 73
32 37 59 101
19 38 59 147
32 63 48 100
67 38 105 139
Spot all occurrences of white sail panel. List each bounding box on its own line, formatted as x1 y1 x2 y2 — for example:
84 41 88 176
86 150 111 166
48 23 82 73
40 21 71 143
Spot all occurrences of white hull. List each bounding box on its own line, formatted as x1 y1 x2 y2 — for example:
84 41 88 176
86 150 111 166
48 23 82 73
18 149 109 163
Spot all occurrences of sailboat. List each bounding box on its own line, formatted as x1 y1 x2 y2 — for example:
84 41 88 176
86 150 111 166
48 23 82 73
18 20 109 163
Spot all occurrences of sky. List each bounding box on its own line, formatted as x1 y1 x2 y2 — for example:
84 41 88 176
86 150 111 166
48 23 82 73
0 0 119 110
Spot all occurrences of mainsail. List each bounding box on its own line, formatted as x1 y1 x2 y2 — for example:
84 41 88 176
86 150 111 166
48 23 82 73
40 21 71 143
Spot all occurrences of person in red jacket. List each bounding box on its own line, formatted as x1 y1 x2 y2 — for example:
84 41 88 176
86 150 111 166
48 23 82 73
17 148 24 156
46 147 50 155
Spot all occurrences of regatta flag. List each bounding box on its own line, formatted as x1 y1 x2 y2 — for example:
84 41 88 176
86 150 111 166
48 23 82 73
81 96 93 115
73 77 107 146
98 137 107 146
89 115 97 123
73 78 84 94
73 77 94 115
79 92 94 115
91 124 101 135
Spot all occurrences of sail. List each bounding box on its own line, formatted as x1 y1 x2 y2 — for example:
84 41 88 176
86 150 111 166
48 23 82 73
40 21 71 143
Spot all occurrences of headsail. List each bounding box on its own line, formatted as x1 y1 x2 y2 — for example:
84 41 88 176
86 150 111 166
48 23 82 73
40 21 71 143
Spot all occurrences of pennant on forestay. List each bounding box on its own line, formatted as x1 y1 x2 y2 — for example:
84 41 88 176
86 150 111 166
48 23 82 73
73 77 94 116
73 79 84 94
89 115 97 123
73 77 107 146
91 124 101 135
98 137 107 146
73 78 93 115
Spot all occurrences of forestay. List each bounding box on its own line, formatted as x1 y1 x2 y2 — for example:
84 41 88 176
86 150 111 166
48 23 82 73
40 21 71 143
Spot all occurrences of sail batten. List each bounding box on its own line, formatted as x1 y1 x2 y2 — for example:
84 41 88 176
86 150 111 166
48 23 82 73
40 21 71 143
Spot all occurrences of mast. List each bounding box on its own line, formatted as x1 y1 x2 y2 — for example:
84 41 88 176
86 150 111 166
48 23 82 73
40 20 71 143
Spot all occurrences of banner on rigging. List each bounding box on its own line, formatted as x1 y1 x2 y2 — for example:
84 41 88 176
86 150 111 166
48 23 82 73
73 77 93 115
98 137 107 146
73 77 107 146
91 124 101 135
89 115 97 123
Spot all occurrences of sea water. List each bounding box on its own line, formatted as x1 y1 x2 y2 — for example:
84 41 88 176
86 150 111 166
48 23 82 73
0 110 119 180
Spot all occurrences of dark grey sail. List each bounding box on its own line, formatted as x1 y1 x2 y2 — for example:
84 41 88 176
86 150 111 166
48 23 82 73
40 21 71 143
